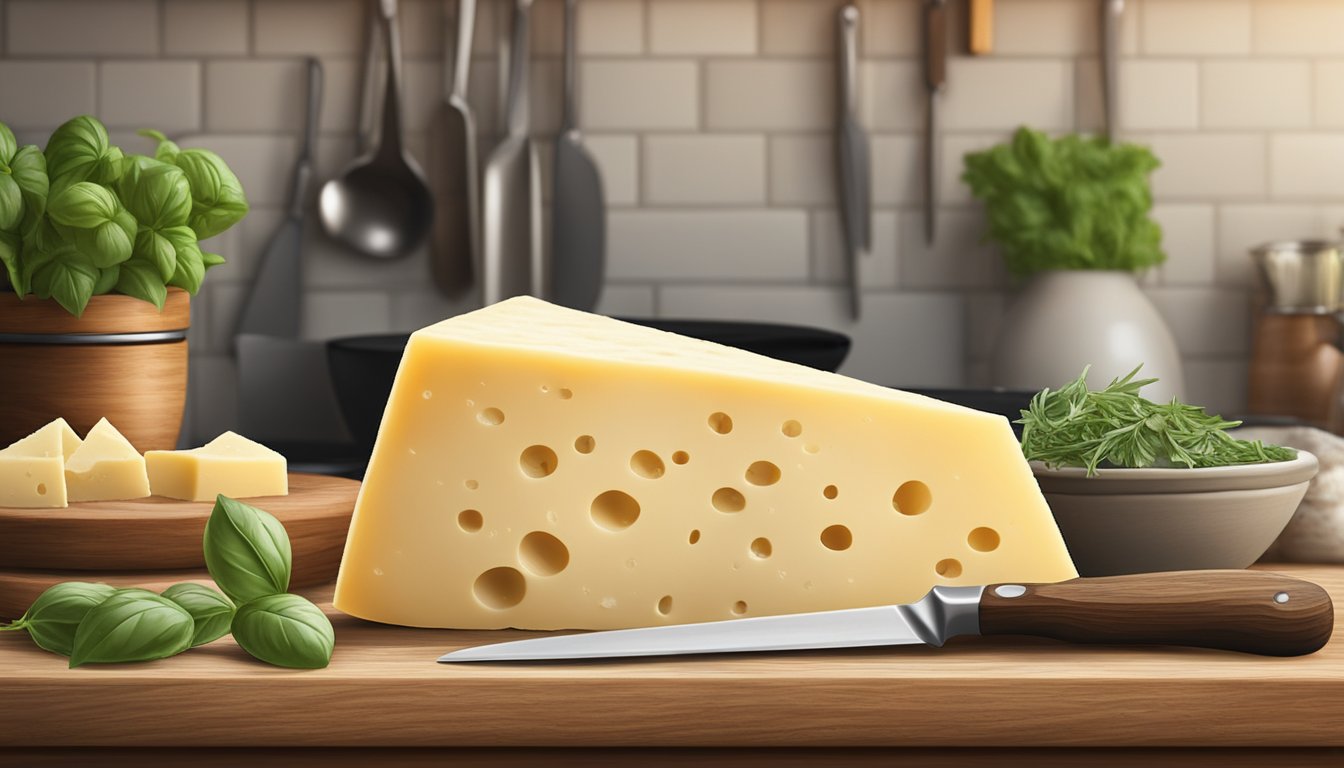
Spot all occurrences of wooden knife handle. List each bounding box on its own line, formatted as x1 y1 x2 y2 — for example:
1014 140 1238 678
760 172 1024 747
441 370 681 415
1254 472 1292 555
979 571 1334 657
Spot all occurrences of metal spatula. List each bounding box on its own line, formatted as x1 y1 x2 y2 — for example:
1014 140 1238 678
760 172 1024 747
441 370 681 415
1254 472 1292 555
426 0 479 299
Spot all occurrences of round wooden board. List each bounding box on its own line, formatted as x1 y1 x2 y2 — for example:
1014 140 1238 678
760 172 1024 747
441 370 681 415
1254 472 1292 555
0 473 359 571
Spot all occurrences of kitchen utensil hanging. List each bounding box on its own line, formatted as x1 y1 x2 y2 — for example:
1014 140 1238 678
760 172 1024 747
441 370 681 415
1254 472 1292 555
922 0 947 245
1100 0 1124 139
426 0 480 298
835 4 870 321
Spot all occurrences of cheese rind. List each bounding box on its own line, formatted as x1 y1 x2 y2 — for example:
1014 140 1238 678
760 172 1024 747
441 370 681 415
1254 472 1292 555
145 432 288 502
65 418 151 502
0 419 82 508
334 297 1077 630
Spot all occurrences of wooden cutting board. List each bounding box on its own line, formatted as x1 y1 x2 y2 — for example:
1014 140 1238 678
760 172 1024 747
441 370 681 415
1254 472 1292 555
0 473 358 618
0 565 1340 750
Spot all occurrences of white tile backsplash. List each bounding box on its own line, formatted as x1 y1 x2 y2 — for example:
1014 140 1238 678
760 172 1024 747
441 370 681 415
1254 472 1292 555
8 0 1344 440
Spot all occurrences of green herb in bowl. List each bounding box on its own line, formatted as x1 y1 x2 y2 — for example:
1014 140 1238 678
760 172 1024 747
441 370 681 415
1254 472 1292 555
1019 366 1295 475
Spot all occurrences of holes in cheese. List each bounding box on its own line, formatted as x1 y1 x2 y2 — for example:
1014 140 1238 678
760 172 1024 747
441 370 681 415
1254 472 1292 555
822 484 839 500
630 450 665 479
519 531 569 576
332 297 1078 631
732 601 748 615
465 479 479 490
558 388 573 400
744 461 780 486
711 487 746 513
519 445 558 478
893 480 932 516
657 595 673 615
820 525 853 551
936 558 963 578
708 412 733 434
458 509 483 532
478 408 505 426
591 490 640 531
473 567 526 609
968 527 1001 552
36 483 47 496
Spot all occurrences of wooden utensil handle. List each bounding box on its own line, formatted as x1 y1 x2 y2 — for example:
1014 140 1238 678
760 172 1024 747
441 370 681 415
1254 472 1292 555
980 570 1334 657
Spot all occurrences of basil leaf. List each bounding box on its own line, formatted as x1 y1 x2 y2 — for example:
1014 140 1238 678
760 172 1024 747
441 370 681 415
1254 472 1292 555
202 251 226 269
173 149 248 240
166 229 205 294
0 174 20 231
118 157 191 230
134 228 178 282
114 257 167 310
231 593 333 669
138 128 181 163
203 496 292 604
11 145 49 236
161 583 235 648
73 209 135 269
92 264 119 295
35 256 98 317
0 582 116 656
0 122 16 165
69 589 194 668
0 231 23 295
47 181 119 230
45 116 123 188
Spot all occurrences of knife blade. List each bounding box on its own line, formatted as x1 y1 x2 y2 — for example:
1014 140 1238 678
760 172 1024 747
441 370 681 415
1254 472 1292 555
835 4 869 321
439 570 1334 662
922 0 947 246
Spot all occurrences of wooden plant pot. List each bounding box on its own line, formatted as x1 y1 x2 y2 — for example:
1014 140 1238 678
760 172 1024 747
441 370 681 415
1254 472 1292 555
0 288 189 452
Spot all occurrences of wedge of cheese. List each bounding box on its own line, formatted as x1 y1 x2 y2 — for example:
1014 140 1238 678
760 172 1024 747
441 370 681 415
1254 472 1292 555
145 431 288 502
0 418 81 508
65 418 151 503
334 297 1077 630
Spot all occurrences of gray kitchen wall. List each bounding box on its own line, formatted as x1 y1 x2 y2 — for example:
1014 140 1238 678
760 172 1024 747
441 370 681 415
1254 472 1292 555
0 0 1340 442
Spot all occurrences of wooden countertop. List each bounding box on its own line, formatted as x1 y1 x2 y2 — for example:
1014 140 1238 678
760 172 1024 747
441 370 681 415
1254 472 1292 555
2 564 1341 750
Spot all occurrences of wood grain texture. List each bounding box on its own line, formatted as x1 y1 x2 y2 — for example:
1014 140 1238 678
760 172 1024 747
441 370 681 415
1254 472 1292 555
0 288 190 334
980 571 1334 657
0 341 187 452
0 473 358 570
0 565 1341 749
1247 314 1341 428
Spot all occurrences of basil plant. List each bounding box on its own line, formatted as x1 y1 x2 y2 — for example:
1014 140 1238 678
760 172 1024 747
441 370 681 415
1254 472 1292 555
0 116 247 316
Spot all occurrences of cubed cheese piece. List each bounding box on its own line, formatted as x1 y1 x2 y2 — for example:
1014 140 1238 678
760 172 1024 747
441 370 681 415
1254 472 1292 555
145 432 288 502
65 418 151 503
334 297 1077 630
0 418 81 508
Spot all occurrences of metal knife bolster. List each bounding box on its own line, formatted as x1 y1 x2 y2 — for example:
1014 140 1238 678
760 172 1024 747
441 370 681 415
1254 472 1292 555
899 585 984 646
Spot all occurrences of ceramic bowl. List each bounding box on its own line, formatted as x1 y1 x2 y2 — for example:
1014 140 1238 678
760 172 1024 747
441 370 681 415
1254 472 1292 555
1033 451 1319 576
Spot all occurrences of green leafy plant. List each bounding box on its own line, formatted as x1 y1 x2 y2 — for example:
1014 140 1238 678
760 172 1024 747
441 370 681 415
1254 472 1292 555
231 593 335 670
3 496 332 670
1020 366 1296 474
962 127 1165 277
161 583 235 648
0 116 246 316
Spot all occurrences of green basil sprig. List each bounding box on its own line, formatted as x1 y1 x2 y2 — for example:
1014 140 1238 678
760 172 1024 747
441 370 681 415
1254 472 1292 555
0 582 115 656
161 583 235 648
203 495 293 604
231 594 335 669
69 589 195 668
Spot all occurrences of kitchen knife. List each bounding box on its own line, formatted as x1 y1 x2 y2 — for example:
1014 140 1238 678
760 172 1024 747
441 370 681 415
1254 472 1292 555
551 0 607 311
1100 0 1124 140
922 0 947 246
835 4 869 321
439 570 1334 662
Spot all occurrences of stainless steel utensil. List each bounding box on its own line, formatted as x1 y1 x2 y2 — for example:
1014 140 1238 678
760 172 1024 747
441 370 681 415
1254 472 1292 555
922 0 947 246
357 0 382 154
550 0 606 311
481 0 542 304
319 0 434 260
835 4 869 321
426 0 479 298
439 571 1334 662
235 58 322 339
1250 240 1344 314
1100 0 1124 140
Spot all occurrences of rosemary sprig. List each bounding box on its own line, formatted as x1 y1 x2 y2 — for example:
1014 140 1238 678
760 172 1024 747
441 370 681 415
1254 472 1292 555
1018 366 1296 475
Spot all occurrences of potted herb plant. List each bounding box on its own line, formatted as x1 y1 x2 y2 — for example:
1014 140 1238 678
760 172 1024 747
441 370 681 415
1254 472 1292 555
962 127 1184 401
0 116 247 451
